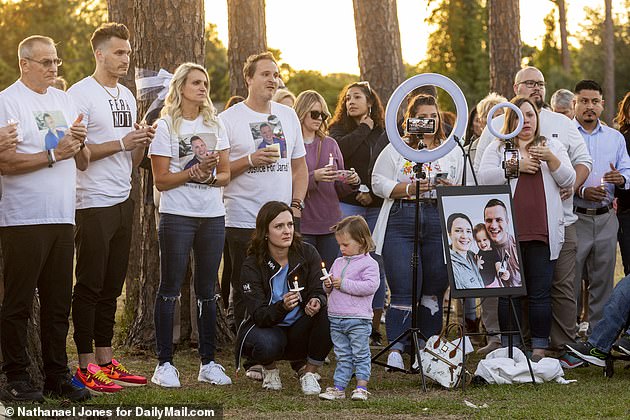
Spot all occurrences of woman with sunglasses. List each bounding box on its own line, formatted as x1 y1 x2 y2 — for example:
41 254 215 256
293 90 360 270
329 82 388 345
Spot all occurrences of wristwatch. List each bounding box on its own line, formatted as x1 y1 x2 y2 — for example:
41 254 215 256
291 199 305 211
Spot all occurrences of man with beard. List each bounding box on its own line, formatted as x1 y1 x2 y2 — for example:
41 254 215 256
572 79 630 338
474 67 592 365
483 199 520 288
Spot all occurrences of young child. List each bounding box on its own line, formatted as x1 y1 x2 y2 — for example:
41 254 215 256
319 216 380 401
473 224 502 288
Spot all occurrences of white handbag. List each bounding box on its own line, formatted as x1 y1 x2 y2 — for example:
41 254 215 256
420 323 465 389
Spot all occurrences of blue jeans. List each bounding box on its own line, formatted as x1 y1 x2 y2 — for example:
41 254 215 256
303 233 339 271
589 275 630 352
382 201 448 352
329 317 372 388
499 241 555 349
339 202 387 310
155 213 224 365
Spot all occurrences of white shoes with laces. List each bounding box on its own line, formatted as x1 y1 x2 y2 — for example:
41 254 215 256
198 362 232 385
299 372 321 395
151 362 181 388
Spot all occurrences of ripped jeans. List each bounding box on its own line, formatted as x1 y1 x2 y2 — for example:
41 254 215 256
155 213 224 365
382 201 449 353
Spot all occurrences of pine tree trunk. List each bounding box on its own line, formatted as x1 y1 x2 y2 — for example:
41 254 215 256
488 0 521 99
352 0 405 103
122 0 207 349
227 0 266 98
602 0 615 125
556 0 571 72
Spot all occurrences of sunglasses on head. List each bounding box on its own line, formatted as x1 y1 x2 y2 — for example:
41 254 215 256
355 81 372 95
309 110 328 121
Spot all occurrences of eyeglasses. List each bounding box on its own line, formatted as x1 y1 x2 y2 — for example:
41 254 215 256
517 80 545 88
23 57 63 68
309 110 329 121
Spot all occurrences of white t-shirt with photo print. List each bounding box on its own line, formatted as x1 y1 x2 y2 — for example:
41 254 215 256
0 80 78 226
218 101 306 228
68 76 137 209
148 115 229 218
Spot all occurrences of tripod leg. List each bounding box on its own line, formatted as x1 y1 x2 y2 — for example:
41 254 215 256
411 331 427 392
510 297 536 385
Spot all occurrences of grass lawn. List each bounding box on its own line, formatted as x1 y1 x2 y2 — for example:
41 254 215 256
53 250 630 419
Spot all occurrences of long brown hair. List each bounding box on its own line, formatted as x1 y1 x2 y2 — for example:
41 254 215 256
329 82 385 132
248 201 303 267
502 96 541 146
615 91 630 134
403 94 446 148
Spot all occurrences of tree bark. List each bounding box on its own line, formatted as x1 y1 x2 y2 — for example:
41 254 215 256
227 0 266 98
123 0 206 349
488 0 521 99
603 0 615 125
556 0 571 72
352 0 405 104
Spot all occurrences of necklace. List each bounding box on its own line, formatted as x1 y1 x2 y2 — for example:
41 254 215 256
92 75 120 100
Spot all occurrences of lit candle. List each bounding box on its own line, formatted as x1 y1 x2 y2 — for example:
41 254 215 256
320 261 331 282
328 153 334 167
290 276 304 301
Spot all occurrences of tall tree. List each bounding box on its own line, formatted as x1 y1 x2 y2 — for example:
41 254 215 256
352 0 405 103
227 0 266 98
603 0 615 124
488 0 521 98
421 0 489 110
554 0 571 72
123 0 206 349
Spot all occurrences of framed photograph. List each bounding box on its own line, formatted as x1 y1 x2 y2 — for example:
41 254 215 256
437 185 526 298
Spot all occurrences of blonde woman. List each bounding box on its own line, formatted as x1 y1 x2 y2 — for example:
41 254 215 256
148 62 232 387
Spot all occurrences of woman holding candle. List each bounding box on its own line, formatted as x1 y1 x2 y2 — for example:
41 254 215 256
235 201 332 395
294 90 360 270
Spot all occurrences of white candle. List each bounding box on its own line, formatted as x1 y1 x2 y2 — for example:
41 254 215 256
290 276 303 302
328 153 334 167
320 262 332 282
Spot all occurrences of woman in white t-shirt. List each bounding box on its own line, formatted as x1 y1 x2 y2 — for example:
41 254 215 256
148 63 232 388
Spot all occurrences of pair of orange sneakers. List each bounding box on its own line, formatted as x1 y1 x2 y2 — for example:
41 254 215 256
72 359 146 395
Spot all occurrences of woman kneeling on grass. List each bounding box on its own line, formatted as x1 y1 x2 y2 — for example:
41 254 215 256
235 201 332 395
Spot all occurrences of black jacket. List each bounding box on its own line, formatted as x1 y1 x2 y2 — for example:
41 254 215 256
234 242 327 370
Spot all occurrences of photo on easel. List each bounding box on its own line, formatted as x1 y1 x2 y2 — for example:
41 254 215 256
437 185 526 298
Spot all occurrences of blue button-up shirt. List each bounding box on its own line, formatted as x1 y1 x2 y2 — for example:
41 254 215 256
573 119 630 209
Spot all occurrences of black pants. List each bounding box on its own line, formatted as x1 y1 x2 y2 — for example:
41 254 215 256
0 224 74 383
72 198 133 354
225 227 254 332
242 309 333 367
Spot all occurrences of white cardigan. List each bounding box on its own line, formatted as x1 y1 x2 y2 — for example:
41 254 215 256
478 139 576 260
371 143 465 255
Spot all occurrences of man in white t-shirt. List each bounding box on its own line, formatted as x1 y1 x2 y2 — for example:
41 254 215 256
67 23 155 394
475 66 592 366
218 52 308 335
0 35 90 402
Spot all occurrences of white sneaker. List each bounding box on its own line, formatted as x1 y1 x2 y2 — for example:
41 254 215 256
300 372 321 395
198 362 232 385
386 351 404 372
351 388 370 401
151 362 180 388
319 387 345 400
262 368 282 391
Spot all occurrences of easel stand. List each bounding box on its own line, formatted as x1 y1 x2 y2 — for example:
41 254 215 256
371 153 429 392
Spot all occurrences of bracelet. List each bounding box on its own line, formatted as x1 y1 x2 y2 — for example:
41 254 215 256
247 154 253 167
119 138 125 151
203 174 217 185
579 185 586 199
405 183 412 197
47 149 55 168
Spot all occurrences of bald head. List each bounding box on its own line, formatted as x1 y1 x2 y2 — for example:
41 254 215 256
513 67 546 109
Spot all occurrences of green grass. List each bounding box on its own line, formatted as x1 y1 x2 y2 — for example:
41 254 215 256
53 248 630 419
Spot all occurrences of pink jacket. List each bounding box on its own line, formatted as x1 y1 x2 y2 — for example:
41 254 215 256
326 253 380 320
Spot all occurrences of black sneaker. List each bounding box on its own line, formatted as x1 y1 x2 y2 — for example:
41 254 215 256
370 330 383 347
613 333 630 356
565 341 608 367
44 376 91 402
1 381 44 403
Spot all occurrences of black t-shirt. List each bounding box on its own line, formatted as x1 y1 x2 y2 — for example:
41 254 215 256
615 130 630 211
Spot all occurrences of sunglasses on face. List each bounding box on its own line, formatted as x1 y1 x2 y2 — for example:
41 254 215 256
309 110 328 121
